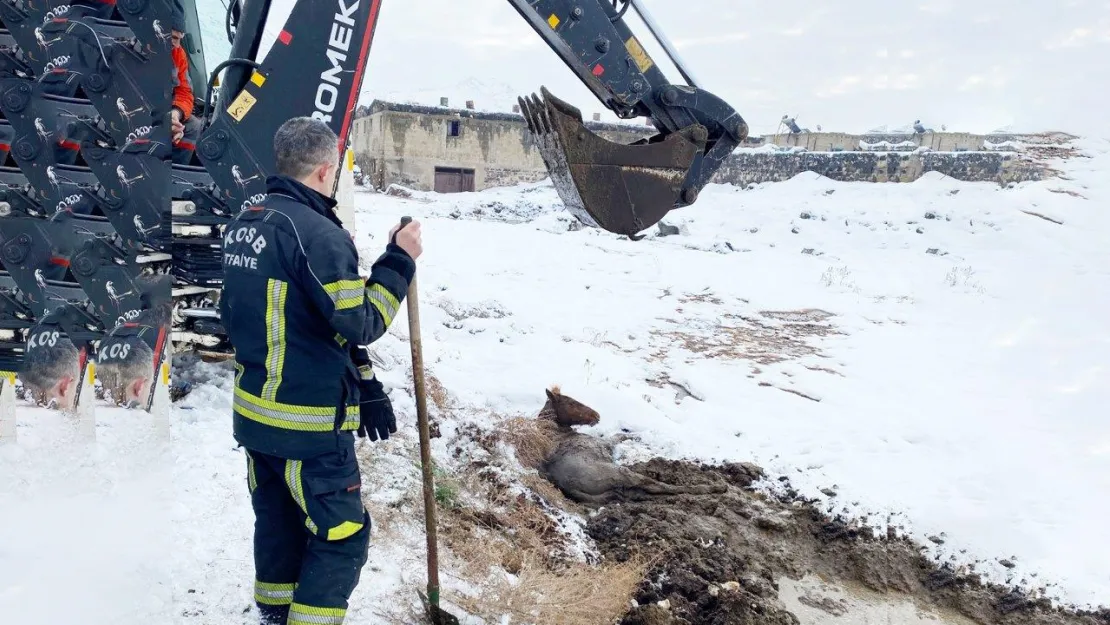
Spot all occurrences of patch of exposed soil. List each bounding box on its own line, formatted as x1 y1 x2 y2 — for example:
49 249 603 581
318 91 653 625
650 307 842 366
584 458 1110 625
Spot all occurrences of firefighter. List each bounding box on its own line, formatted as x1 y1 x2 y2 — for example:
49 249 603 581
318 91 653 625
219 116 422 625
168 1 199 165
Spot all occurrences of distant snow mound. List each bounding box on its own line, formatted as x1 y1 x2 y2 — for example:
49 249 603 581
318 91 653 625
387 179 569 225
865 124 916 134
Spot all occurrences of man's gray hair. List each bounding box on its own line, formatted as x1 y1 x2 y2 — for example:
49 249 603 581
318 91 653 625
96 340 155 406
19 335 79 400
273 117 339 180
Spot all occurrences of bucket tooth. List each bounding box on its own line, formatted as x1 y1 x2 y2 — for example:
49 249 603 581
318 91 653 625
519 86 705 237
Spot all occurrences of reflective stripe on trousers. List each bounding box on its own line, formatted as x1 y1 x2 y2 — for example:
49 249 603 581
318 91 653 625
284 460 319 534
288 602 346 625
255 580 296 606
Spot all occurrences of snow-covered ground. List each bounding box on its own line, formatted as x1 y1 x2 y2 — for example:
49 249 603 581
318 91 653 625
358 139 1110 612
2 138 1107 624
0 403 178 623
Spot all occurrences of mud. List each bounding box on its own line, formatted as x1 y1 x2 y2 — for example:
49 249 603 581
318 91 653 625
578 458 1109 625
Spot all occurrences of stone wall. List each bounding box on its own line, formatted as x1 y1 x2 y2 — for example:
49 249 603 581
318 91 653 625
351 100 1064 192
713 149 1049 186
766 130 1056 152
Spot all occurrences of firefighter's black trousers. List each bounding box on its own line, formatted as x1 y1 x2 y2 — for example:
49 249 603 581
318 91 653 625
172 115 202 165
243 438 370 625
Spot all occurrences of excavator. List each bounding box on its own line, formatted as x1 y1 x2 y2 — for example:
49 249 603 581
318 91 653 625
0 0 747 413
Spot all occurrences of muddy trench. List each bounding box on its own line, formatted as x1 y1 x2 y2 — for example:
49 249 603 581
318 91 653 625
584 457 1109 625
439 390 1109 625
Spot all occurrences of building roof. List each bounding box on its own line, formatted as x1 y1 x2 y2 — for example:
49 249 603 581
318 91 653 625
366 99 656 135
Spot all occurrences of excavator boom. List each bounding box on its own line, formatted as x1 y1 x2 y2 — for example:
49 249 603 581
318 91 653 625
198 0 745 236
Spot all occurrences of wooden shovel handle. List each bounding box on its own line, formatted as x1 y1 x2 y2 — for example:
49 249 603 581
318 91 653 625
399 215 443 603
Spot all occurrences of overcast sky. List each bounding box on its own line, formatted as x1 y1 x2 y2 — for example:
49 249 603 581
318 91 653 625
199 0 1109 136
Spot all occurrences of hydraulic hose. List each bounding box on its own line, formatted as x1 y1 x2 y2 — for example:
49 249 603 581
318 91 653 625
201 58 262 130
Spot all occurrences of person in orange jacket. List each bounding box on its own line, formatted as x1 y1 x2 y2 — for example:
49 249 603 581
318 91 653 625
169 3 199 165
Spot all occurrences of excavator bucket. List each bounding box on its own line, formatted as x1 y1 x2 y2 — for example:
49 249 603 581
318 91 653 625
518 87 707 238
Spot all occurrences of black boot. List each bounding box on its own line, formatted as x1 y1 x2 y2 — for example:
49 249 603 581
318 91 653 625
258 604 290 625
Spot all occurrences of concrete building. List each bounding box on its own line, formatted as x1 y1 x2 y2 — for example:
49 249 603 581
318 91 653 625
349 99 655 193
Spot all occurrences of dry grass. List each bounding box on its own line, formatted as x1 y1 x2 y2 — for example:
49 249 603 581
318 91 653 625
490 410 578 508
451 534 648 625
1021 209 1065 225
496 416 560 471
677 291 725 306
367 372 658 624
434 475 648 625
424 372 452 412
805 364 845 377
518 471 572 510
1024 143 1084 161
423 404 655 624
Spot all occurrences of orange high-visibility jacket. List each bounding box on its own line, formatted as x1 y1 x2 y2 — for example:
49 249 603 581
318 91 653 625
172 46 193 120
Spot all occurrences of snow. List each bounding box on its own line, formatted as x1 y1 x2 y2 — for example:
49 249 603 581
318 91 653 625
858 139 920 150
984 139 1026 151
366 141 1110 614
0 406 177 623
4 137 1109 622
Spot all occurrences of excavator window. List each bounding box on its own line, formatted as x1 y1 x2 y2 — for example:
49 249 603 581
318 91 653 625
181 0 209 111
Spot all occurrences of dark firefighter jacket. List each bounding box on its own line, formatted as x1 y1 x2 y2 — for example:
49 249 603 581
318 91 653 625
23 303 96 358
219 174 414 459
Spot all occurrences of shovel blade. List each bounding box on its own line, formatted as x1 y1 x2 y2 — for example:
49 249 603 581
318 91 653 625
519 87 706 237
418 589 461 625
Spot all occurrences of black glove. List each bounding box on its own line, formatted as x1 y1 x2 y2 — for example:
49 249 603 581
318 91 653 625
357 376 397 441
